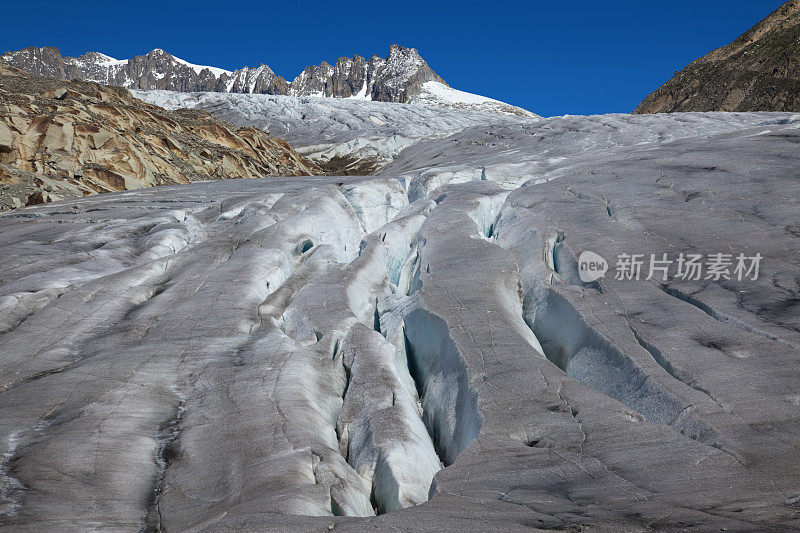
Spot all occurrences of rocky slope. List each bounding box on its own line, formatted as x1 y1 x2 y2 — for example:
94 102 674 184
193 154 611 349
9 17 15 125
635 0 800 113
0 63 318 210
2 45 534 116
0 110 798 530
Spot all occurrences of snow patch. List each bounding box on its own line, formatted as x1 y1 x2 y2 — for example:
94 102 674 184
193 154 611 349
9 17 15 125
413 81 537 117
91 53 129 67
170 53 231 77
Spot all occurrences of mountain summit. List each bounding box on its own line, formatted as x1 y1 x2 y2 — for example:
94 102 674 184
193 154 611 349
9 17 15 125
2 45 534 116
635 0 800 113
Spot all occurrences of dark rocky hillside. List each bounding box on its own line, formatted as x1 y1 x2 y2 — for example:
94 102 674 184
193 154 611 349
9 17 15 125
635 0 800 113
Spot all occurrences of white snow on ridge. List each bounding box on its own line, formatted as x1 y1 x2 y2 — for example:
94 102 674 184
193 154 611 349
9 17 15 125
413 81 536 117
90 53 129 67
167 51 232 77
419 81 500 105
81 49 230 76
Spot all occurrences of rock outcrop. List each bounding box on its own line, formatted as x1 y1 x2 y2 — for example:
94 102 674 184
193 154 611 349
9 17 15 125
331 55 369 98
222 64 289 95
634 0 800 113
369 45 447 102
287 46 446 103
0 62 318 210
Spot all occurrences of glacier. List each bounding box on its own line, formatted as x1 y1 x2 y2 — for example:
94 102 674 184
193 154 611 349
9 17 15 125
0 98 799 531
133 90 530 172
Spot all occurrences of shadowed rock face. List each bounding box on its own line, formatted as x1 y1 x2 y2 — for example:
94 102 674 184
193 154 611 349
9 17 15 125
0 110 798 531
635 0 800 113
0 63 318 210
331 55 369 98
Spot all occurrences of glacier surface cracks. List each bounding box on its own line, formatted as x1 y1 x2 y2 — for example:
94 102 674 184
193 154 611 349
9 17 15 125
0 110 799 530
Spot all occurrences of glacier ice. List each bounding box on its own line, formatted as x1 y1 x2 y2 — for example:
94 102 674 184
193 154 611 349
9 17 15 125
0 110 799 531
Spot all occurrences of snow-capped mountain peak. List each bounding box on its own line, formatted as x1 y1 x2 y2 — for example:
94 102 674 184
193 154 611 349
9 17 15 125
2 45 535 116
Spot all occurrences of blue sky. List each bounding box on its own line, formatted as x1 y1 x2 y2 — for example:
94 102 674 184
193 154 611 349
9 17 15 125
2 1 785 116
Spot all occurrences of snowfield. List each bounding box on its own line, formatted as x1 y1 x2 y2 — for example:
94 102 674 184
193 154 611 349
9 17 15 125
0 102 799 531
414 80 537 116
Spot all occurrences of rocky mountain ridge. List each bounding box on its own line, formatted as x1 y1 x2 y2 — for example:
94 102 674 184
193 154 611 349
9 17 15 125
635 0 800 113
2 45 533 116
0 62 318 210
